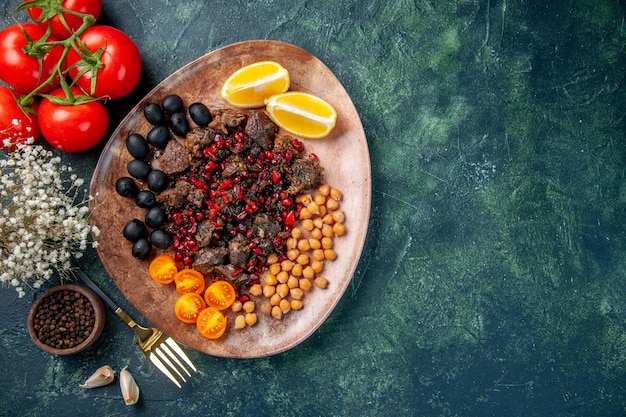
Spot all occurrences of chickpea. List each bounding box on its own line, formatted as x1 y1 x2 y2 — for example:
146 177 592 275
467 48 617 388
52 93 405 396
321 236 333 249
333 222 346 236
309 238 321 250
297 193 312 205
313 217 324 229
291 263 303 277
324 249 337 261
263 285 276 298
245 313 257 326
302 265 315 279
266 253 279 264
287 248 299 260
318 184 330 196
332 210 345 224
270 293 282 306
269 263 281 275
321 224 334 238
276 283 289 298
243 301 255 313
322 213 335 225
313 248 325 261
290 288 304 300
234 315 246 329
281 260 294 272
311 260 324 273
249 283 263 297
260 302 272 315
291 299 304 310
299 207 312 220
307 201 320 215
330 187 342 201
265 274 278 286
231 300 243 313
271 305 283 319
287 275 299 289
297 239 311 252
296 253 310 266
299 278 312 291
291 227 302 239
326 198 339 211
302 219 314 231
311 228 323 240
314 194 326 206
315 276 329 289
279 299 291 313
276 271 289 284
286 237 297 250
319 205 327 217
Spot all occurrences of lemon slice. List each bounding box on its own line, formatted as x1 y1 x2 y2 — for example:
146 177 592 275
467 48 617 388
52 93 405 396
220 61 290 108
265 92 337 139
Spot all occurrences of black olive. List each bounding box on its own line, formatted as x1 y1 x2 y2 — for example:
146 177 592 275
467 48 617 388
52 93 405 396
115 177 138 197
145 206 167 228
169 112 189 137
150 229 173 249
125 133 150 159
136 190 157 208
147 169 168 192
132 238 152 259
162 94 183 114
189 102 212 126
123 219 147 241
146 125 170 149
127 159 150 179
144 102 165 125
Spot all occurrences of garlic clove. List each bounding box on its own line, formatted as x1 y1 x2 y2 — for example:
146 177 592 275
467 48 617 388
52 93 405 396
80 365 115 388
119 367 140 405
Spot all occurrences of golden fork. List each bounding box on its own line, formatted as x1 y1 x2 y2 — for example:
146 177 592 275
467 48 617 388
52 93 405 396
76 269 197 388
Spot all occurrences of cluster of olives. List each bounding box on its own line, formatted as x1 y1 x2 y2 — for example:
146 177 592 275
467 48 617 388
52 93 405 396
115 94 212 259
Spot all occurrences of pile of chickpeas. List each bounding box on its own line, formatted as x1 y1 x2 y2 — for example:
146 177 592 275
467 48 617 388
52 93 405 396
231 184 346 326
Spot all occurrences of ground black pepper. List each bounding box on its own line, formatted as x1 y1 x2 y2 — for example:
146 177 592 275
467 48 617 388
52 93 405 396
32 289 95 349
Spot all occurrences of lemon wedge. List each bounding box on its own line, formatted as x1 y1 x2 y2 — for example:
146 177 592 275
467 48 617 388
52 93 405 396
220 61 290 108
265 92 337 139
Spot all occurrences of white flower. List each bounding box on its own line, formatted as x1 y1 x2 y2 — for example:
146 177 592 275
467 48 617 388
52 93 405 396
0 144 97 297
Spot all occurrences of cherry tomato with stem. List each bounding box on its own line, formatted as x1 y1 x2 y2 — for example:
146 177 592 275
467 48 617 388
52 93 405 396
38 86 109 152
174 293 206 324
0 86 40 151
0 23 65 94
22 0 102 40
196 307 227 339
65 25 142 100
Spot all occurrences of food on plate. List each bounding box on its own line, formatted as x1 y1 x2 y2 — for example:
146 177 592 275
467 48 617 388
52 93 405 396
220 61 290 108
149 254 178 284
174 292 206 324
265 91 337 139
196 306 227 339
204 280 236 310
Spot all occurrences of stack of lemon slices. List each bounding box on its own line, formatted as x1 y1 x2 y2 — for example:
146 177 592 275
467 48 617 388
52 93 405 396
220 61 337 139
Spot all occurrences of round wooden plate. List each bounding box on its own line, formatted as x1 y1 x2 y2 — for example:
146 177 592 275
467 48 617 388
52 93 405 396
90 40 371 358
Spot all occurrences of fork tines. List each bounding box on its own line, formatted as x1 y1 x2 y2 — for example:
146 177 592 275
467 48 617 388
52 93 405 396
149 338 197 388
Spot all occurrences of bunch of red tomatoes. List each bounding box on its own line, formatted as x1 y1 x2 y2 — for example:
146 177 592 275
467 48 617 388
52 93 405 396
0 0 142 152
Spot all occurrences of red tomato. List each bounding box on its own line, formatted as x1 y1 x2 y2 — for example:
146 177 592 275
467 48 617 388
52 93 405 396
65 25 142 100
174 293 206 324
174 269 205 295
25 0 102 39
0 23 65 94
196 307 227 339
204 281 236 310
38 87 109 152
0 86 40 150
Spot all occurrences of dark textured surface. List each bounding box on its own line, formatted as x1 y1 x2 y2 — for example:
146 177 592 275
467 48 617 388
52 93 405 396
1 0 626 416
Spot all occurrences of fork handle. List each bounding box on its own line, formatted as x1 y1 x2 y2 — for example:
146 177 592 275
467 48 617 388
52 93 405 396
76 268 120 311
